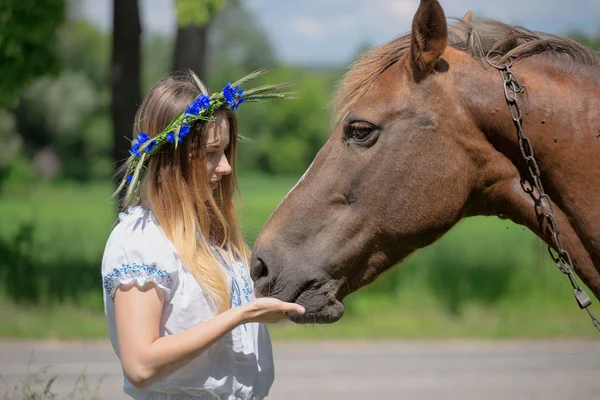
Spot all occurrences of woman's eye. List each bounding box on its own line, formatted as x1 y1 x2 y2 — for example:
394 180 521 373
206 152 215 157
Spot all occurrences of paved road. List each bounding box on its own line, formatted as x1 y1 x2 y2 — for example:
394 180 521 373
1 340 599 399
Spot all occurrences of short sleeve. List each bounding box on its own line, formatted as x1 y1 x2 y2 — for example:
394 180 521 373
101 206 180 301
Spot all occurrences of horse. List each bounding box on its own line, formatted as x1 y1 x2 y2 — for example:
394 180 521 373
250 0 600 326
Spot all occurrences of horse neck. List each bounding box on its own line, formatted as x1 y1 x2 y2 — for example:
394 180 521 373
478 56 600 144
466 55 600 201
462 56 600 297
514 57 600 131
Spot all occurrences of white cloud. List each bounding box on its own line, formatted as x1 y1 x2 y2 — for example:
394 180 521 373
290 14 359 41
290 16 328 39
384 0 419 21
79 0 600 66
585 0 600 10
333 15 356 31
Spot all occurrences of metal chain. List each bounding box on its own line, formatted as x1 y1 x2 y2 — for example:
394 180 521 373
486 54 600 333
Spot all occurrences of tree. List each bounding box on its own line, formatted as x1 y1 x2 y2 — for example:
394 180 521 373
57 20 110 90
16 71 101 180
111 0 142 171
173 0 225 80
207 0 277 83
0 0 65 107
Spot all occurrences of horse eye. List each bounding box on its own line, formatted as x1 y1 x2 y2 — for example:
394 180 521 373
349 122 374 140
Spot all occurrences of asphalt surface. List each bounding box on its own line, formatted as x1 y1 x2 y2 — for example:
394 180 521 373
1 340 599 399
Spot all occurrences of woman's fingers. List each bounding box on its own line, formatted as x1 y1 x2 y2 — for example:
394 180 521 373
262 298 305 314
276 301 305 315
245 298 306 323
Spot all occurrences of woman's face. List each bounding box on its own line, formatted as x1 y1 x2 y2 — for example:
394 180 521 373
203 112 232 192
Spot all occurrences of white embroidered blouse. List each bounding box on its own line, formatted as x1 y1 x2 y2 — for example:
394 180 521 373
101 206 274 400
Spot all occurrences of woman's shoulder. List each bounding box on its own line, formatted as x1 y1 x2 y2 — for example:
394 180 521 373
102 207 180 275
101 206 181 299
107 206 168 246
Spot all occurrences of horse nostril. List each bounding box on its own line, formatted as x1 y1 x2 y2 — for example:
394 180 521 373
250 257 269 283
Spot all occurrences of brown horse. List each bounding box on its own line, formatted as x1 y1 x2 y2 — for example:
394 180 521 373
250 0 600 325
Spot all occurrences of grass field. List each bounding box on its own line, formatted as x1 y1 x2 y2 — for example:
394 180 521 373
0 174 597 339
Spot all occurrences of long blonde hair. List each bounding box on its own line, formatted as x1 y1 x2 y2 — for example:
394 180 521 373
121 71 249 313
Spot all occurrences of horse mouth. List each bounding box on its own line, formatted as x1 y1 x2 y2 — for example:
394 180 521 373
282 279 346 324
289 296 345 324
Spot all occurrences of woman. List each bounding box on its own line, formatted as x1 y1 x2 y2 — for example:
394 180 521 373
101 70 303 399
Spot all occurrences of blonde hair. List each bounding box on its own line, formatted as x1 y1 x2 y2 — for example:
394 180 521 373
120 71 249 313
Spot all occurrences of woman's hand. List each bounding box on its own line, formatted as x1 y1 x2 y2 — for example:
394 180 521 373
239 297 305 324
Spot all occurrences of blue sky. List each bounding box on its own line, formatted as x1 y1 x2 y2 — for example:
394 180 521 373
77 0 600 66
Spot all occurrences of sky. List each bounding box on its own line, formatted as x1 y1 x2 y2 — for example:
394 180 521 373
76 0 600 66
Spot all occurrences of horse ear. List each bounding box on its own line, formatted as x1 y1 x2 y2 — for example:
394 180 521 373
460 11 473 23
410 0 448 74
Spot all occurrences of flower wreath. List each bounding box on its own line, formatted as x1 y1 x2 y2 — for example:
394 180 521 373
114 69 293 202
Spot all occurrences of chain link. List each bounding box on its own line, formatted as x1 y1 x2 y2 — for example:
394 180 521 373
486 54 600 332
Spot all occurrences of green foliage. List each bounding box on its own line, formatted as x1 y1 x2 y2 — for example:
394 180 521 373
234 67 337 174
0 153 35 196
8 19 113 182
569 31 600 51
208 0 277 75
142 34 174 92
82 115 113 180
365 218 535 316
0 182 115 306
19 72 99 139
202 0 343 174
15 71 109 181
175 0 224 27
0 109 19 166
0 0 65 107
2 0 341 182
56 20 110 89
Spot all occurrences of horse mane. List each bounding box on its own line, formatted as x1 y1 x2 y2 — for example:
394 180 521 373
333 18 600 125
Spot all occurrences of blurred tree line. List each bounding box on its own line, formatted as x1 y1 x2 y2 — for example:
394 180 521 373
0 0 341 194
0 1 598 189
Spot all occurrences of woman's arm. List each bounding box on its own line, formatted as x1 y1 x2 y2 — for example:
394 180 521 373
114 283 303 389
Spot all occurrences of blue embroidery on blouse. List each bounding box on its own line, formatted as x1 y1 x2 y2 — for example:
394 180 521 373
213 250 254 308
237 263 253 304
103 263 172 295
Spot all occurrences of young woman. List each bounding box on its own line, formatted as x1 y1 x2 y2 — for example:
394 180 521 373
101 70 303 399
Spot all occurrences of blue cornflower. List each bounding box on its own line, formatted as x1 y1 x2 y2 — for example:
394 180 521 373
130 132 149 157
129 144 138 156
166 132 175 144
136 132 150 144
145 139 157 152
231 97 245 112
196 94 210 110
185 94 210 116
129 142 141 158
222 83 241 105
180 124 191 138
126 174 133 183
185 102 200 116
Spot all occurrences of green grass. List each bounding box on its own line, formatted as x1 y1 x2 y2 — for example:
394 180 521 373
237 172 300 243
0 174 297 259
0 175 598 339
269 292 598 340
0 300 108 339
